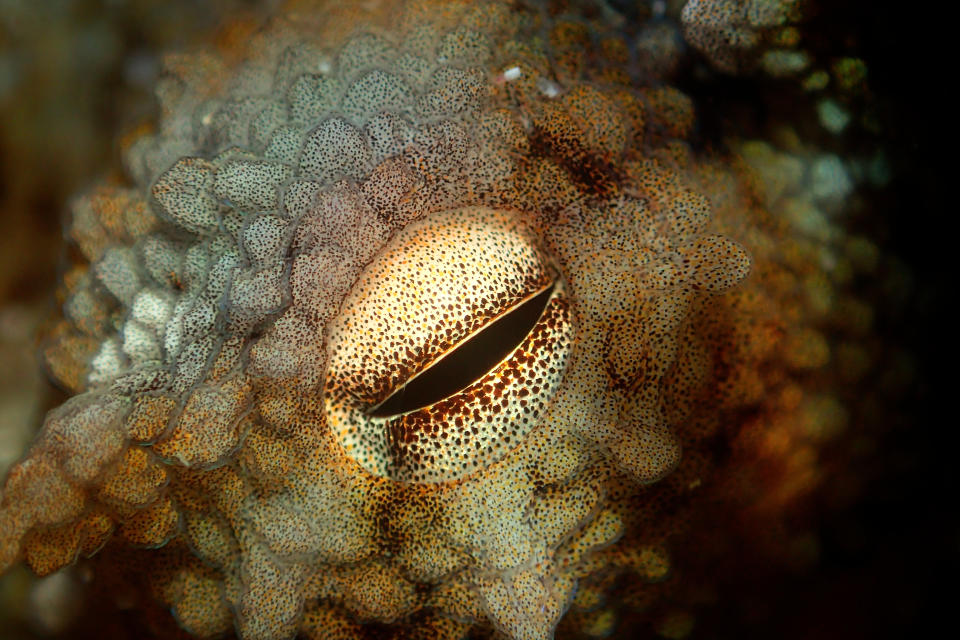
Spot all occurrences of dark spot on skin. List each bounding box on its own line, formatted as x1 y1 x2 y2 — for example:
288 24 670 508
529 124 622 199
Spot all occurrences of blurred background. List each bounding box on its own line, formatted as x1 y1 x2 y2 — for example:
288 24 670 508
0 0 949 638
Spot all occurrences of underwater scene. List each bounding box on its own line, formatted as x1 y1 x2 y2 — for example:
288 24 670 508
0 1 945 638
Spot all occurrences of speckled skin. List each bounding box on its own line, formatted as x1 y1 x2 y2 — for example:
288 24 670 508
681 0 807 73
0 1 855 638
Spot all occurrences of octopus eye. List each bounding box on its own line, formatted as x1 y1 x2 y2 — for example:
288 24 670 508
368 282 557 418
325 207 574 483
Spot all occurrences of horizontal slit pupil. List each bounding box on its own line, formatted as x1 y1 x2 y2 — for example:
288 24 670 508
368 284 555 418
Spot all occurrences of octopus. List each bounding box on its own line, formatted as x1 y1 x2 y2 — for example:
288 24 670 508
0 0 900 638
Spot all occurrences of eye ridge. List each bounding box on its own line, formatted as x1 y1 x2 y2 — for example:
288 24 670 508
367 281 557 418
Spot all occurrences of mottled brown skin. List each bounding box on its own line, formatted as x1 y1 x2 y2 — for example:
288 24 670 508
0 1 865 639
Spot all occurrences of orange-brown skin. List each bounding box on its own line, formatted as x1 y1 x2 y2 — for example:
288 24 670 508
0 1 858 639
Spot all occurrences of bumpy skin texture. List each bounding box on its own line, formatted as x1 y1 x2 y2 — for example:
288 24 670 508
681 0 807 73
0 1 846 638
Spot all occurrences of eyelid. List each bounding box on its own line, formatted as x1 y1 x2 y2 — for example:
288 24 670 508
364 280 572 483
325 207 553 407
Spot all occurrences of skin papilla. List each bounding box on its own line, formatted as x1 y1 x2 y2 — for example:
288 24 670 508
0 1 876 638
